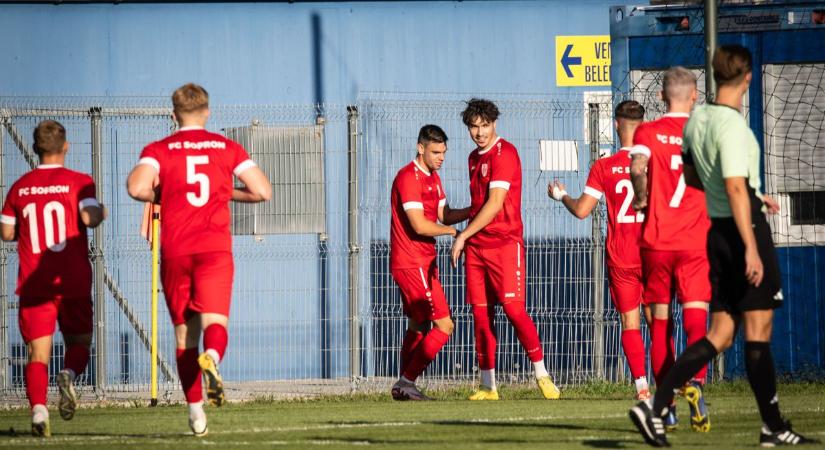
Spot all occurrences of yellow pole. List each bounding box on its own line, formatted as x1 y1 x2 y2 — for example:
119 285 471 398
150 211 160 407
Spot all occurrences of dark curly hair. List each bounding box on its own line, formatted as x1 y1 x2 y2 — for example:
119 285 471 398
461 98 500 126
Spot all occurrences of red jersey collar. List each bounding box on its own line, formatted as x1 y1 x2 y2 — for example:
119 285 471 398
477 136 502 155
412 159 431 176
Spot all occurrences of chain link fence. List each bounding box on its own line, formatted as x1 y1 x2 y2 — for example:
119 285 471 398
0 93 659 403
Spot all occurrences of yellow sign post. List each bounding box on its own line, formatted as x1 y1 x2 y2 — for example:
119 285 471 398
555 35 611 87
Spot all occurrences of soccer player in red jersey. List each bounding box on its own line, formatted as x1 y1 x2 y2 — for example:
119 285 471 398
1 120 106 436
389 125 469 400
629 67 711 432
548 100 652 400
450 99 560 400
127 84 271 436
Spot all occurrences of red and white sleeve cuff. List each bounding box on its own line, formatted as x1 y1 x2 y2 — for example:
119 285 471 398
489 180 511 190
0 214 15 225
138 157 160 172
629 145 651 158
79 198 101 210
402 201 424 211
583 186 603 200
233 159 257 177
438 199 447 208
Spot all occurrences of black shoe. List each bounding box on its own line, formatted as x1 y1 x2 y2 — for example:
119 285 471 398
629 400 670 447
760 421 820 447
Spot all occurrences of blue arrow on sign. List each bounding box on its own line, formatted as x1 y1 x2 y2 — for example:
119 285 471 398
561 44 582 78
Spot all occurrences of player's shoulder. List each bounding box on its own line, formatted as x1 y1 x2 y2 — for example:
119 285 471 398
393 161 417 183
492 138 520 161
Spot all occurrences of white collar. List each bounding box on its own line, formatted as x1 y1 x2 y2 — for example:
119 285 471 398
37 164 62 169
663 112 690 118
412 159 431 176
477 136 502 155
178 126 205 131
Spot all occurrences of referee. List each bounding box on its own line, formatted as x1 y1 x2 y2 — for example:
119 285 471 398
629 45 818 447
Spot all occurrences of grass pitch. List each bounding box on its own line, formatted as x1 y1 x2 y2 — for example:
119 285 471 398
1 382 823 449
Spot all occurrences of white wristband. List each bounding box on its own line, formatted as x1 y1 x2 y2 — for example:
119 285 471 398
551 186 568 201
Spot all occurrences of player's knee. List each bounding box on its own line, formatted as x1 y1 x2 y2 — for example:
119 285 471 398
620 310 641 330
501 302 527 320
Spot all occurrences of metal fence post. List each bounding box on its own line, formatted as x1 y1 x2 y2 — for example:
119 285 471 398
90 107 107 395
347 106 361 380
0 117 7 391
588 103 606 380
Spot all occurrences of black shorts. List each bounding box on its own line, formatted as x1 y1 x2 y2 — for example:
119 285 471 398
707 214 783 314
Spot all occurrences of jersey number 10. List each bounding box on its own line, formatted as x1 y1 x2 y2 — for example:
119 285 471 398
22 201 67 254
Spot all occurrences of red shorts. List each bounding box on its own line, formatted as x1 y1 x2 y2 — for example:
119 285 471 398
641 249 711 304
607 266 644 313
161 251 234 326
465 242 525 305
18 296 93 343
391 262 450 323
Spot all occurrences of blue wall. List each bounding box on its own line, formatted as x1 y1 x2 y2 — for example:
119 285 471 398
0 1 614 102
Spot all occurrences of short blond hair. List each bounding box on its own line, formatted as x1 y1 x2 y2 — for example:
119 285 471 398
172 83 209 116
33 120 66 156
662 66 697 103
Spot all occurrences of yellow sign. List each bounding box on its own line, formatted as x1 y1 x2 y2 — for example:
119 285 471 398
555 35 611 87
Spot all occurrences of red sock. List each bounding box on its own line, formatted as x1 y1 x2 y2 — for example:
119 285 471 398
402 328 450 381
63 344 90 376
25 362 49 408
621 329 647 381
400 330 424 374
502 302 544 362
651 317 675 387
683 307 709 382
472 305 497 370
203 324 228 362
176 348 203 403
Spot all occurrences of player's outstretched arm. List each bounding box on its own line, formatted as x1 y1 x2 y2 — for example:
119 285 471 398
233 166 272 203
0 223 16 241
629 154 649 210
127 164 159 202
407 208 457 237
440 205 471 226
450 188 506 267
80 204 106 228
548 180 597 219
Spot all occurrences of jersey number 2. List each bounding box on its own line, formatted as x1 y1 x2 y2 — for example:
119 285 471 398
186 155 210 207
22 201 67 254
616 179 645 223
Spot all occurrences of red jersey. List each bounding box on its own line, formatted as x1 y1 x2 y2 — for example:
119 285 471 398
583 148 643 268
467 138 523 248
630 113 710 251
1 165 97 298
390 160 447 269
139 127 255 258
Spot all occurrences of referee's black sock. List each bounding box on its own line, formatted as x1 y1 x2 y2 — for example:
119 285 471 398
652 338 717 415
745 341 784 431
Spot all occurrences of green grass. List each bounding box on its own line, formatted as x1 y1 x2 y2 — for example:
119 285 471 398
1 383 824 449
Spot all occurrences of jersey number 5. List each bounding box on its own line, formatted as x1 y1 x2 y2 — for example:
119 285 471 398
186 155 210 207
22 201 67 254
616 179 645 223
